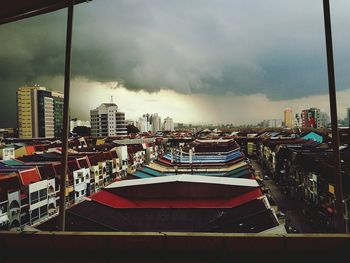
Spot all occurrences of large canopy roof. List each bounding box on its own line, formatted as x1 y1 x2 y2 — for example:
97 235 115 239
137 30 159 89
0 0 87 25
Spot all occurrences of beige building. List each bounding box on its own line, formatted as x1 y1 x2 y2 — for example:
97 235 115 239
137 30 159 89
17 86 63 138
283 107 293 128
17 86 44 138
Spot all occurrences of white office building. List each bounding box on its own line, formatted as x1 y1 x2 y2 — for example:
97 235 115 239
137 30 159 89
164 117 174 131
152 113 161 133
90 103 127 137
137 116 151 133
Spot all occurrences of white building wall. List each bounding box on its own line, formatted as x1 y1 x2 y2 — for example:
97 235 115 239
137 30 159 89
116 146 128 176
29 180 48 211
44 96 54 137
152 114 161 133
1 147 15 160
164 117 174 131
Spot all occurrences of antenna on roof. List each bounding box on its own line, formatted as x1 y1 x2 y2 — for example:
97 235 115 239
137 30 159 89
111 95 113 103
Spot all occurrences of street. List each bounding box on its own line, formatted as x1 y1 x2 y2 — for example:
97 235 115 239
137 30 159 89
251 159 316 233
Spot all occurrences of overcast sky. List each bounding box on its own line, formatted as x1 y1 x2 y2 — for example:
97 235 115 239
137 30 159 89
1 0 350 127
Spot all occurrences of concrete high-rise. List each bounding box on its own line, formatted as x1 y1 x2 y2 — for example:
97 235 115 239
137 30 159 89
283 108 293 128
151 113 161 133
267 119 282 128
347 108 350 127
319 112 329 128
163 117 174 131
52 91 64 138
90 103 127 137
17 86 62 138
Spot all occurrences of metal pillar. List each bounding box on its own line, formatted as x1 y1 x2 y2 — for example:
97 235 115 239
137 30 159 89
323 0 345 232
58 0 75 231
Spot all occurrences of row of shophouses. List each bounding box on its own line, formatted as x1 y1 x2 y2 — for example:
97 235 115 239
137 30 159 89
0 139 157 230
240 130 350 232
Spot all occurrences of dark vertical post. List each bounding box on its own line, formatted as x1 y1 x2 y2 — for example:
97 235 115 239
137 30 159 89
58 0 74 231
323 0 345 232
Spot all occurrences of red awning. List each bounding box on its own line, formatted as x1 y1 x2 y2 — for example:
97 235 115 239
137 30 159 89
0 0 86 25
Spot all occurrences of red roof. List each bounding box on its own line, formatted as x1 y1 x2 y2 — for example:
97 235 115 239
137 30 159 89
77 157 90 168
110 151 118 159
88 155 98 166
25 145 36 155
18 168 41 186
0 173 20 195
103 151 113 160
67 159 80 171
38 164 57 179
90 188 262 209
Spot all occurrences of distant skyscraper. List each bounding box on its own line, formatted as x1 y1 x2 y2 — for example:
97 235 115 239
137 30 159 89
163 117 174 131
90 103 127 137
17 86 62 138
151 113 161 133
283 108 293 128
295 114 301 128
137 116 151 133
347 108 350 127
301 108 320 128
267 119 282 128
319 112 329 128
52 91 64 138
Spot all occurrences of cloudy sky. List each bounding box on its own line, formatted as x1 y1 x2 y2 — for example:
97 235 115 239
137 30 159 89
1 0 350 127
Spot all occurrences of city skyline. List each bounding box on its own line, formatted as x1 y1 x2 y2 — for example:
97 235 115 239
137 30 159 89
2 1 350 126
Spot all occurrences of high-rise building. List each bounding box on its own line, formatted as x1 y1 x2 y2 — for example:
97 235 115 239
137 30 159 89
301 108 320 128
267 119 282 128
52 91 64 138
151 113 161 133
163 117 174 131
283 108 293 128
347 108 350 127
137 116 150 133
90 103 127 137
17 86 37 138
319 112 329 128
36 89 54 138
17 86 62 138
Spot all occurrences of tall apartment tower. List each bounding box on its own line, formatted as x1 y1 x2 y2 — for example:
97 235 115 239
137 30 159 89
52 91 64 138
151 113 161 133
163 117 174 131
90 103 127 137
301 108 320 128
137 116 150 133
283 108 293 128
17 86 62 138
347 108 350 127
319 112 329 128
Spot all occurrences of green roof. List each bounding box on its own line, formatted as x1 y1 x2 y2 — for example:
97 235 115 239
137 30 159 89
1 159 24 166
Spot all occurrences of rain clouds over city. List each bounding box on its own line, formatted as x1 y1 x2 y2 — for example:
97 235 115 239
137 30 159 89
1 0 350 126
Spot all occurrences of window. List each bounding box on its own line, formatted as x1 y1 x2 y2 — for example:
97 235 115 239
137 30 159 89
75 179 79 184
30 192 39 205
40 205 48 217
31 208 39 222
39 189 47 201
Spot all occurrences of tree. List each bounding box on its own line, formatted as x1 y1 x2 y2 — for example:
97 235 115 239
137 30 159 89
72 126 91 137
127 124 140 134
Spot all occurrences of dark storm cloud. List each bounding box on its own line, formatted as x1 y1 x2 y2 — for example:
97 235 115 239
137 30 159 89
1 0 350 126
